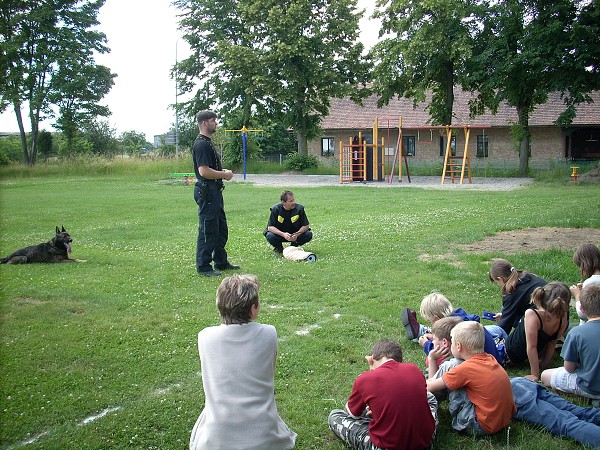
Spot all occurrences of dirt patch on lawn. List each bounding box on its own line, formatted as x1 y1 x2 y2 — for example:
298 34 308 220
462 227 600 254
420 227 600 263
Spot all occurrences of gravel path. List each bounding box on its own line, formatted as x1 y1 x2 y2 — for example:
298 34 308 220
232 173 533 191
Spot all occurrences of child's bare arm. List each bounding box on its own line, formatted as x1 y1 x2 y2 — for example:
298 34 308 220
524 309 541 380
426 377 447 393
570 283 582 301
418 333 433 347
564 361 578 373
427 345 451 379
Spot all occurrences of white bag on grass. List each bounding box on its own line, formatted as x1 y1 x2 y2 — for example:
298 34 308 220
283 246 317 262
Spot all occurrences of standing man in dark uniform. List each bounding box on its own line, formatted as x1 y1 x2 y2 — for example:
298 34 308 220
192 110 239 276
264 190 312 255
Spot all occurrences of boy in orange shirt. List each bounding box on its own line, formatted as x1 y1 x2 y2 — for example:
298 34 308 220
427 321 515 435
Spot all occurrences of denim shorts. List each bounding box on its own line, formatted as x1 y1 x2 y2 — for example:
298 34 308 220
551 367 600 400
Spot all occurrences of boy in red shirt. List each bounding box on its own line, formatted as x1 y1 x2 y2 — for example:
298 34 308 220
328 339 437 450
427 321 515 435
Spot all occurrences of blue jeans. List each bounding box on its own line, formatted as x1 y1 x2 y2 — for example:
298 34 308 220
484 324 508 342
511 377 600 448
448 388 486 435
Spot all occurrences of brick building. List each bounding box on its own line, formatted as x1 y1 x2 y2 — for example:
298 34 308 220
310 90 600 168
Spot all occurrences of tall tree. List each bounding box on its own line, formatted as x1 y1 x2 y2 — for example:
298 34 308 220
174 0 370 155
371 0 483 125
464 0 599 175
0 0 110 164
80 119 117 155
51 62 115 155
118 130 147 155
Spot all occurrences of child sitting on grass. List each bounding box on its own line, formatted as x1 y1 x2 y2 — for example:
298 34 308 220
541 284 600 403
570 243 600 324
401 292 505 365
328 339 437 450
425 316 463 391
505 281 569 382
427 321 516 435
488 259 547 334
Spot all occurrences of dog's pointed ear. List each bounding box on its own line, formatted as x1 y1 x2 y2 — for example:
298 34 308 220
61 225 66 232
56 226 60 234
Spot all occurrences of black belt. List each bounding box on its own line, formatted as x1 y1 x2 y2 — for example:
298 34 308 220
195 181 224 190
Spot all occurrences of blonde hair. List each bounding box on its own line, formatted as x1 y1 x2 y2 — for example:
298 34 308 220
450 321 485 354
420 292 453 323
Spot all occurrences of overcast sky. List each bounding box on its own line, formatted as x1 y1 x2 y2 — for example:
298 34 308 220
0 0 381 142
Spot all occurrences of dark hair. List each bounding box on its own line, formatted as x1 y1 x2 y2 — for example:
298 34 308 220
216 274 260 324
371 339 403 362
489 258 528 295
581 284 600 318
530 281 569 318
280 190 294 202
196 110 217 123
573 244 600 279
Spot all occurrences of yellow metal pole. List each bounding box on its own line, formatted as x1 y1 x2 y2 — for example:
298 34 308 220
460 126 471 184
441 126 452 184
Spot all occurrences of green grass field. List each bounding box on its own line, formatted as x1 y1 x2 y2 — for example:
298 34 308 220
1 169 599 449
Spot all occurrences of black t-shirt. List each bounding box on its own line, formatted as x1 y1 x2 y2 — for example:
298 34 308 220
498 273 547 334
192 134 221 181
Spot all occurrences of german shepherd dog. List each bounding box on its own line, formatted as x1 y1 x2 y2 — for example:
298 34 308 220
0 226 85 264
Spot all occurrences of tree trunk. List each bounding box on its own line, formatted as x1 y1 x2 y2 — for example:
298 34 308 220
13 103 30 164
28 102 42 165
297 130 308 155
296 111 308 155
444 60 454 125
516 105 530 176
29 123 38 165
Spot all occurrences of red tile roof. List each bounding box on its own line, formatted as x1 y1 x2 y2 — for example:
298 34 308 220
322 89 600 129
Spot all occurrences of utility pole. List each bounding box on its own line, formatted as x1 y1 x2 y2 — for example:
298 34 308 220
175 39 180 157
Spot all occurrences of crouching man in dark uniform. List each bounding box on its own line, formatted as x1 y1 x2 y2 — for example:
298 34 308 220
264 190 312 255
192 110 239 276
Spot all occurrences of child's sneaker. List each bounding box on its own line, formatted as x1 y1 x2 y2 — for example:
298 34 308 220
400 307 420 340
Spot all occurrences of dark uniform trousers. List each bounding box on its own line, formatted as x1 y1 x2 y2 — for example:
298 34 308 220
194 182 228 272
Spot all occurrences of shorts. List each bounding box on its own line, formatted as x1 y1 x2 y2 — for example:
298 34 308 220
551 367 600 400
